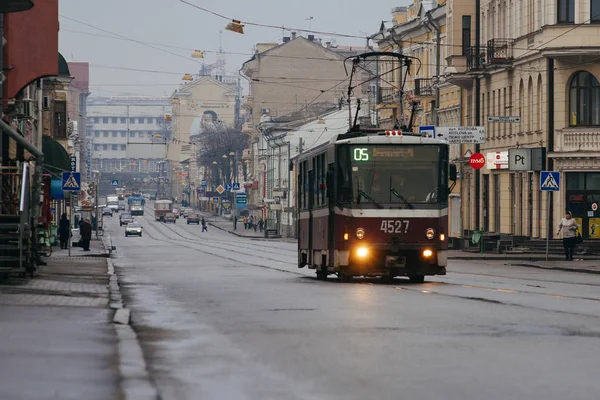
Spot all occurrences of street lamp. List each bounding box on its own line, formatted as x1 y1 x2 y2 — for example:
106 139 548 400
91 170 100 239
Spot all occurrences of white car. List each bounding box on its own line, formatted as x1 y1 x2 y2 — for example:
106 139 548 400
125 222 143 237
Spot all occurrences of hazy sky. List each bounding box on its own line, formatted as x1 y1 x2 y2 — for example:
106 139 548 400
58 0 407 97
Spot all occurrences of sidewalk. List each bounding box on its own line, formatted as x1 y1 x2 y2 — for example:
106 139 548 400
0 249 120 399
448 250 600 274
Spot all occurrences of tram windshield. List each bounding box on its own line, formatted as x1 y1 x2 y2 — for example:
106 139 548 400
338 145 446 208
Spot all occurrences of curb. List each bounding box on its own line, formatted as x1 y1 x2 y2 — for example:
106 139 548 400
208 222 264 239
105 252 159 399
449 255 600 261
505 262 600 275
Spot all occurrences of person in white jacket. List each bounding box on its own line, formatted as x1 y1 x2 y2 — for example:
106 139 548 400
557 211 580 261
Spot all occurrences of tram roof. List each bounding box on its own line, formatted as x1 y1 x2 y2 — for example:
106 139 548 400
332 131 447 146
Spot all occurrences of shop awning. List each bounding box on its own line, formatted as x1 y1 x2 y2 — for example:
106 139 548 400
42 135 70 175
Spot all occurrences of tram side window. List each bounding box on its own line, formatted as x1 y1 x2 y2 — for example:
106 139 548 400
314 153 326 207
301 161 309 210
337 147 352 203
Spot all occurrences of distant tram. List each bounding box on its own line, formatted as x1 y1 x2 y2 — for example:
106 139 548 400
296 129 456 282
128 195 145 216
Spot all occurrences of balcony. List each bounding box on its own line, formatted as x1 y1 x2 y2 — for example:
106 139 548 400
377 87 399 105
466 47 487 72
555 128 600 153
487 39 514 66
414 78 435 98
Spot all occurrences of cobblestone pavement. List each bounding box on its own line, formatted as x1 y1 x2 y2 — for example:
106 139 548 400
0 251 121 400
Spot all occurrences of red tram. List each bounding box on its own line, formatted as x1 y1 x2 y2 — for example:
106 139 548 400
296 130 457 282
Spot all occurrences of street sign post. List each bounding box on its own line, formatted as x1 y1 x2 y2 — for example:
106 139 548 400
468 153 486 169
70 156 77 172
540 171 560 261
62 172 81 191
111 179 119 186
232 182 240 191
487 116 521 123
216 185 225 194
201 179 207 187
225 183 233 191
435 126 486 144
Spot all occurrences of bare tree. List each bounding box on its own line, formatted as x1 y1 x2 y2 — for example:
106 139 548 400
194 126 246 188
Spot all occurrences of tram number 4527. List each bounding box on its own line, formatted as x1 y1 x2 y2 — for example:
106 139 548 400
380 220 410 234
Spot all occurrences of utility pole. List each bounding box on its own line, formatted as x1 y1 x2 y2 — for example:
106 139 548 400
474 0 482 230
425 12 441 126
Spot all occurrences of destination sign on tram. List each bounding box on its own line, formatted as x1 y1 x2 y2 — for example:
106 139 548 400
351 146 443 162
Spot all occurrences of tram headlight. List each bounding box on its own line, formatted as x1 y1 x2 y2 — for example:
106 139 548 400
422 249 433 258
426 228 435 239
356 227 365 239
356 247 369 258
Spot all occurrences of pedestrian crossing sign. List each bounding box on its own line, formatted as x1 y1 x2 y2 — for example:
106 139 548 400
540 171 560 191
62 172 81 191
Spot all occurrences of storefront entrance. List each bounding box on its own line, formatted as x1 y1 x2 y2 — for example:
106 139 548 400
566 173 600 239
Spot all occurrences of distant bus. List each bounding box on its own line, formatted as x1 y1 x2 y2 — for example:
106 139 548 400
128 196 145 216
116 188 125 200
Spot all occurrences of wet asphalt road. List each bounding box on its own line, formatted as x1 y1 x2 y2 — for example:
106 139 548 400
108 208 600 400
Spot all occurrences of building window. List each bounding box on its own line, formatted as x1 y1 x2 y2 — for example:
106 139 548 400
557 0 574 23
130 118 135 124
94 144 100 151
462 16 471 56
147 117 154 124
102 117 109 123
121 131 126 137
592 0 600 22
569 71 600 126
103 131 109 137
121 144 126 151
130 132 136 138
111 117 117 123
54 102 67 138
103 144 108 151
120 117 126 123
112 131 118 137
94 131 99 138
87 131 92 137
138 117 144 124
112 144 118 151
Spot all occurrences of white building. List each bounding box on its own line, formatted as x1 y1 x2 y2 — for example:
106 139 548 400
86 96 170 173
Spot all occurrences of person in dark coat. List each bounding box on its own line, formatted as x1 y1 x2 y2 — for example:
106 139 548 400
58 213 70 249
201 217 207 232
80 219 92 251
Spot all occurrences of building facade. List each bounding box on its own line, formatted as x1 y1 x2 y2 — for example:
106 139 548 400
444 0 600 239
168 74 240 204
86 96 170 174
373 2 464 238
241 35 366 212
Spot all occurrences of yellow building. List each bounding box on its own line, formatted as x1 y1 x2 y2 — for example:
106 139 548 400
444 0 600 240
373 2 464 238
168 75 239 203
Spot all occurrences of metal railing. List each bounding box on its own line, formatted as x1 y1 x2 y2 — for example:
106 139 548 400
487 38 514 65
466 47 487 71
377 87 400 104
415 78 435 97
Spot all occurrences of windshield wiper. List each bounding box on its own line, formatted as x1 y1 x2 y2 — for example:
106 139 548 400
357 189 383 209
390 188 414 209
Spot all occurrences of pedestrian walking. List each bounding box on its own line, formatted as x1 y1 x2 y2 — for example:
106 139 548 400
201 217 208 232
258 219 264 233
58 213 70 249
80 219 92 251
234 215 238 231
557 211 580 261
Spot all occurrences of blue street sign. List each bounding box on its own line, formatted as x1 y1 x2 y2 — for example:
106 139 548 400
62 172 81 191
540 171 560 191
111 179 119 186
201 179 207 187
419 125 436 138
225 183 233 191
236 193 247 209
232 182 240 191
212 197 220 204
70 156 77 172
